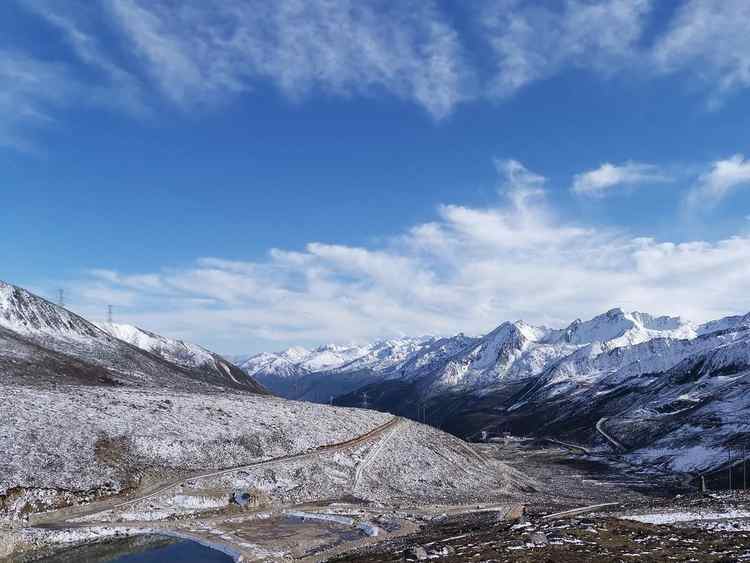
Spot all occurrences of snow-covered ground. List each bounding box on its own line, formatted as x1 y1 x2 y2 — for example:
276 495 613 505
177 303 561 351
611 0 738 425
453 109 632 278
0 383 532 525
622 509 750 525
0 383 390 522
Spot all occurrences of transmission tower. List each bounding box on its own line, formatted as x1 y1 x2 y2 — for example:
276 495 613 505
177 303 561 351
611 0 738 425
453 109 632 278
57 289 64 307
361 391 369 409
106 305 113 324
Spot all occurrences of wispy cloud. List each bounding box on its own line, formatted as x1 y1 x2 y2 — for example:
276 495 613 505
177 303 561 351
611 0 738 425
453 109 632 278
572 161 672 197
105 0 471 118
685 154 750 210
653 0 750 106
478 0 652 97
28 4 147 115
67 159 750 353
5 0 750 148
0 51 78 152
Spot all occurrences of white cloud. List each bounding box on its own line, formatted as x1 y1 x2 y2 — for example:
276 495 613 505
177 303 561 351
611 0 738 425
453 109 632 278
479 0 652 97
686 154 750 209
0 51 79 152
104 0 470 119
27 4 146 115
66 159 750 354
653 0 750 105
572 161 672 196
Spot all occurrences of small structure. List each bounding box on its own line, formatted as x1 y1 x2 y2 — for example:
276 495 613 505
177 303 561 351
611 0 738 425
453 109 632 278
231 487 269 509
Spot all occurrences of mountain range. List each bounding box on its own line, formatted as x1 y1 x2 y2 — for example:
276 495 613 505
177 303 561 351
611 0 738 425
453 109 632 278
244 308 750 475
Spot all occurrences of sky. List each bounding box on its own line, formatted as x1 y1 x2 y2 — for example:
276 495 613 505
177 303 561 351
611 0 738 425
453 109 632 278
2 0 750 354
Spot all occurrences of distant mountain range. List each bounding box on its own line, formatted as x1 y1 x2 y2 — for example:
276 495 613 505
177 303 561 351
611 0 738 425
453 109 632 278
243 308 750 475
237 336 434 401
0 280 266 393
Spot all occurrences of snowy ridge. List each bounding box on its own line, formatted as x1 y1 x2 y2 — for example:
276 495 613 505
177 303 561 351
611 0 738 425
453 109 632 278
0 281 105 341
96 321 260 390
240 336 435 379
246 307 703 398
98 322 216 372
0 279 265 392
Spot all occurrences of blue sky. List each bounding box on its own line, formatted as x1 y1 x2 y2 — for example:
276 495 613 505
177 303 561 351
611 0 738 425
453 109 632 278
3 0 750 353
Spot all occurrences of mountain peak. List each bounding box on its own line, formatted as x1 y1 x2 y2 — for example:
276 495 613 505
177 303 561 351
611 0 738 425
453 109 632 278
0 280 101 340
553 308 694 347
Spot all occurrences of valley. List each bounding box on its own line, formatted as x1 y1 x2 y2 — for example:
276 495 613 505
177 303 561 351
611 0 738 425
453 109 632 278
4 278 750 561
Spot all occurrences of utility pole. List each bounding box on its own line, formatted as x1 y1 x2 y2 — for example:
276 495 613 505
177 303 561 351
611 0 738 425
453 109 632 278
729 447 733 493
57 289 64 307
106 305 113 324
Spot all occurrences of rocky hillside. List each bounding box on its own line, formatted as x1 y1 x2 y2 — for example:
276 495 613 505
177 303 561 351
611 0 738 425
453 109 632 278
0 280 265 393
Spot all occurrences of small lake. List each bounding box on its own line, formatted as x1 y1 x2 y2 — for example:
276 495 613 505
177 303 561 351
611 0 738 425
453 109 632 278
34 535 234 563
109 539 233 562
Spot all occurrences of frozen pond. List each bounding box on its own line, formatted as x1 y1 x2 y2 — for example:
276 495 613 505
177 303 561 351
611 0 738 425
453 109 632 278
108 539 233 562
34 535 233 563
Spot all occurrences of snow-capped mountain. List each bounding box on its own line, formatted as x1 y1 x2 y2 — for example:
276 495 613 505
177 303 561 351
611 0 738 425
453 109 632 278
241 337 434 377
330 307 750 476
240 336 435 400
96 321 259 391
242 305 750 476
410 308 697 391
0 280 265 393
247 307 699 401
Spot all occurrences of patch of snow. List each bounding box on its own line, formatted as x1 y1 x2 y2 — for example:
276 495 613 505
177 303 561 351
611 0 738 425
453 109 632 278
622 510 750 525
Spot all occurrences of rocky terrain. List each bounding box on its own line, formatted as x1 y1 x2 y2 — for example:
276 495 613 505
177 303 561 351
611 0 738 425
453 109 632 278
333 440 750 562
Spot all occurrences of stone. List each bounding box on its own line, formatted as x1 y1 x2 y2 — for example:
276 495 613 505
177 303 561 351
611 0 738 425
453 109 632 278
404 545 429 560
529 531 548 546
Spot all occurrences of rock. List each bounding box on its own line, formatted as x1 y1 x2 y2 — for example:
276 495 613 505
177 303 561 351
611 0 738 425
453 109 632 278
529 531 548 546
504 503 526 523
404 545 429 560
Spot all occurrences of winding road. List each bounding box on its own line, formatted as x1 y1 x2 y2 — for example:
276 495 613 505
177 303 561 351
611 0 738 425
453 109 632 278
596 417 626 452
30 416 403 527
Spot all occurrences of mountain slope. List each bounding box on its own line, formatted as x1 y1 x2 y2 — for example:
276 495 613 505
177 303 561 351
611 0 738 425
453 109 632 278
97 322 265 393
0 280 265 392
